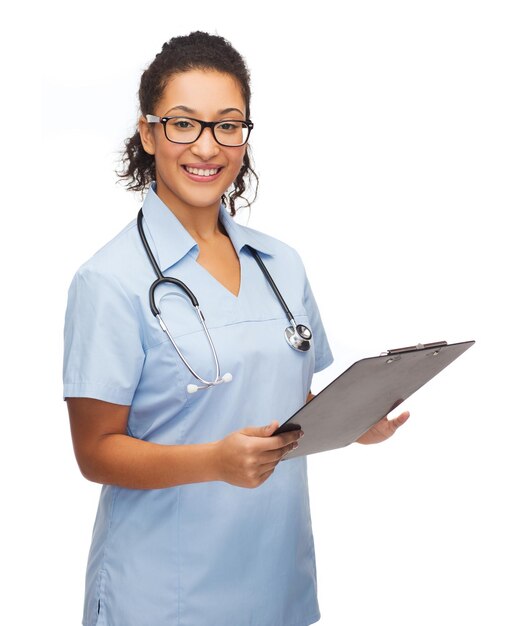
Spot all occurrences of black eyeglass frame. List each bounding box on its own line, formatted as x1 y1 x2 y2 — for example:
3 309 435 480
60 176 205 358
146 114 254 147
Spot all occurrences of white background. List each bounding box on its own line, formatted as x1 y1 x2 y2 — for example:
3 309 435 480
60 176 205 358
2 0 510 624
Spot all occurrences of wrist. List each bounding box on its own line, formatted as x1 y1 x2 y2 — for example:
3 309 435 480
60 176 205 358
205 440 224 483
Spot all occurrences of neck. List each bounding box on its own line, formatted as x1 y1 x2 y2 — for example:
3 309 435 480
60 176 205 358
171 203 222 242
154 183 224 243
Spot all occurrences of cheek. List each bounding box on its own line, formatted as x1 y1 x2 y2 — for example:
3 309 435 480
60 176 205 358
153 147 188 188
230 148 246 176
155 142 185 167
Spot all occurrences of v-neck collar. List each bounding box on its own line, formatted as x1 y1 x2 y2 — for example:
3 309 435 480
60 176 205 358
141 183 276 274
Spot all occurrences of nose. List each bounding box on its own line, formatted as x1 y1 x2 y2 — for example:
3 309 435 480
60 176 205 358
190 127 220 160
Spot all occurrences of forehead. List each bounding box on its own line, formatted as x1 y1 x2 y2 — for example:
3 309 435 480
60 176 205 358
159 69 246 116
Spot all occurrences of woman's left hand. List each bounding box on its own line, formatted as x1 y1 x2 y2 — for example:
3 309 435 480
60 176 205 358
356 411 410 445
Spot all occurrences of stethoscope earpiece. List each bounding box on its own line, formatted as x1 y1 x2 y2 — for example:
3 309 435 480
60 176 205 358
137 209 313 393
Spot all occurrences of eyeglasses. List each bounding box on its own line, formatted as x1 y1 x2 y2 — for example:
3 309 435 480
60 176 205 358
146 115 254 147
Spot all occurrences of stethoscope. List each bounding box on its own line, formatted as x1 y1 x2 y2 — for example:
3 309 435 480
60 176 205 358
137 209 313 393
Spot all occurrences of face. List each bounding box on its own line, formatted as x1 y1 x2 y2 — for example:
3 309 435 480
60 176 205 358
139 69 248 215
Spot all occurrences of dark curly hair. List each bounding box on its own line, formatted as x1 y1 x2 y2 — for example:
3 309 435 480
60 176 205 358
118 31 258 215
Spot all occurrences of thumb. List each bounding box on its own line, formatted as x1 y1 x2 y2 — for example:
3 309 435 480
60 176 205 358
392 411 410 428
240 420 280 438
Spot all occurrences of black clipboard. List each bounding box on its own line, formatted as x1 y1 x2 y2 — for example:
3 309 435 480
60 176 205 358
275 340 475 458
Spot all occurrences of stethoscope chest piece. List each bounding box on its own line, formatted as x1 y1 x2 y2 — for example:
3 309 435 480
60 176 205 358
285 324 312 352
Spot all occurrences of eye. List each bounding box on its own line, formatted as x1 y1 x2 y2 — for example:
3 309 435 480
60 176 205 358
169 117 197 130
216 121 242 132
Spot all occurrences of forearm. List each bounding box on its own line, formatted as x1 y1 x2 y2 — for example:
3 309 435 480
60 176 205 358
82 434 220 490
68 397 301 491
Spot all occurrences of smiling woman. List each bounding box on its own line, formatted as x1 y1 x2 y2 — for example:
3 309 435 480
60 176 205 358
138 70 249 218
118 32 258 216
63 30 406 626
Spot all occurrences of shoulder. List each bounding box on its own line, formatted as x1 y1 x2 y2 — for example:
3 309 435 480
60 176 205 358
65 219 146 347
70 219 142 292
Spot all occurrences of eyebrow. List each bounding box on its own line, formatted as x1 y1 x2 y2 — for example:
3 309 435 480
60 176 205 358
163 105 245 116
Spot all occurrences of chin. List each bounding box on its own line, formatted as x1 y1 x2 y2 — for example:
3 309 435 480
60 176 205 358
155 175 229 212
184 194 224 209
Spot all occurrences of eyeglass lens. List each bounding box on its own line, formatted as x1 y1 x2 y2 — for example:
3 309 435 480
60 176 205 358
165 118 250 146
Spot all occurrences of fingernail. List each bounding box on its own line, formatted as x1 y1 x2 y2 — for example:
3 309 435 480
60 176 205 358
299 431 304 438
293 442 299 449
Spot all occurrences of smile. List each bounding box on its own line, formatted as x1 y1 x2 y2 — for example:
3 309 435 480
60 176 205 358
184 166 221 177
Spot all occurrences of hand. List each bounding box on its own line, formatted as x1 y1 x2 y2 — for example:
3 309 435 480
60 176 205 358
356 411 410 445
215 421 303 488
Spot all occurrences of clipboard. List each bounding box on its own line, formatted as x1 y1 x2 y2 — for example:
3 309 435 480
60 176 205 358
275 340 475 458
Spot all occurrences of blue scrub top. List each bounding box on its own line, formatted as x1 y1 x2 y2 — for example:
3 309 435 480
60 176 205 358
63 184 334 626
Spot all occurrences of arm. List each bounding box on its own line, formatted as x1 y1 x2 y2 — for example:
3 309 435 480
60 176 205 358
67 397 302 490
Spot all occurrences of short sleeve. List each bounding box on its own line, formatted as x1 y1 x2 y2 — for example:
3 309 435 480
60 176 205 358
303 274 334 373
63 266 146 405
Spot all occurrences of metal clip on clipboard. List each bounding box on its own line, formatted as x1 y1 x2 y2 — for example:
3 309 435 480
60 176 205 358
382 340 448 356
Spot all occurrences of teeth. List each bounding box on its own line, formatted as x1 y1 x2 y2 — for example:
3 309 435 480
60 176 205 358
185 166 219 176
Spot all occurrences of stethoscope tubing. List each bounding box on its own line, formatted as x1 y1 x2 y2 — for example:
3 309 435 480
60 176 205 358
138 210 222 387
156 308 221 386
246 245 295 326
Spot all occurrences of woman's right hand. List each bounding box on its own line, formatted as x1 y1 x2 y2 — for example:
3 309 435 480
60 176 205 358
215 421 303 488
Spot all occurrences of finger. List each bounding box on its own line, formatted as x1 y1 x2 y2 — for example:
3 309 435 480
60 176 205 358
262 440 299 463
257 467 276 485
257 460 280 474
244 429 302 453
257 439 300 468
266 430 303 451
258 442 301 476
390 411 410 429
240 420 280 438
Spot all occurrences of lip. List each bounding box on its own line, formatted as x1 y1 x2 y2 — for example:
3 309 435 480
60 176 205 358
181 164 224 182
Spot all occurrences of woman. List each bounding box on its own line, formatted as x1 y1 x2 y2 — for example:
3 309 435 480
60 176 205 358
64 31 408 626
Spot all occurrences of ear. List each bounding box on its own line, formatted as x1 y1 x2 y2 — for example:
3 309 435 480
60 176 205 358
138 115 156 155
